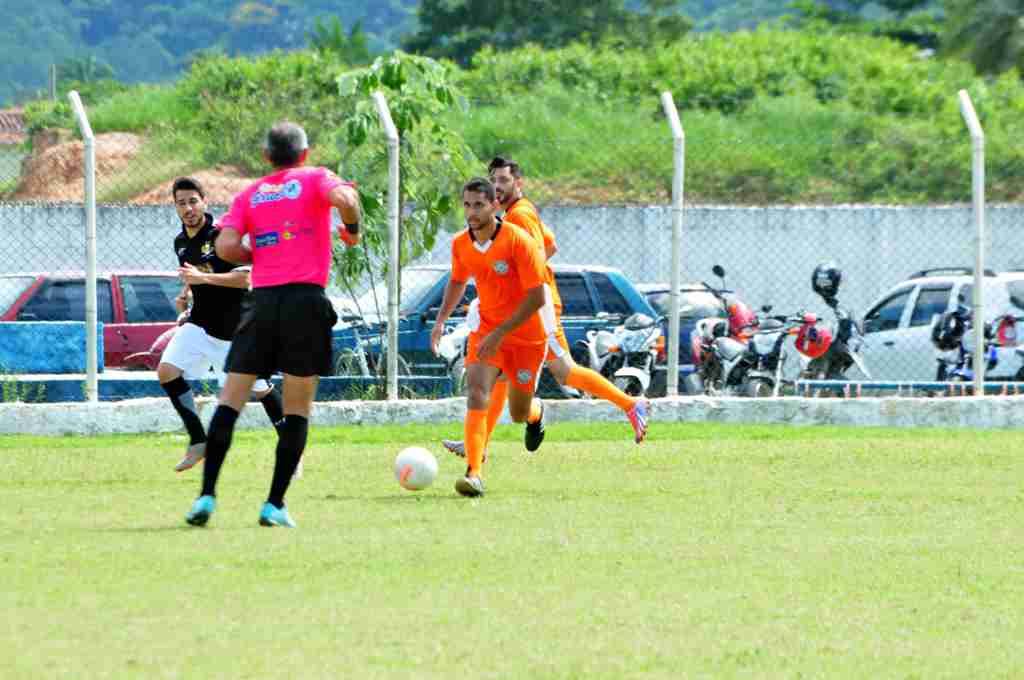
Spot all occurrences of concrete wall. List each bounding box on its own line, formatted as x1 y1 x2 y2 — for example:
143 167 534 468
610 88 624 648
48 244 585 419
2 394 1023 436
4 202 1024 318
0 322 103 373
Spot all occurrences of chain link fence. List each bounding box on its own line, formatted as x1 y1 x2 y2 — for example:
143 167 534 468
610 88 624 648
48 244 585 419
2 92 1019 398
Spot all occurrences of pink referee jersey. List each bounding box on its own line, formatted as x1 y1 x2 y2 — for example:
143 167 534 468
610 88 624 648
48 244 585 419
218 166 348 288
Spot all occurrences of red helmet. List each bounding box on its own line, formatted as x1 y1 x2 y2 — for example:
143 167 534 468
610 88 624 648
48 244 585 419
795 323 833 359
727 301 758 339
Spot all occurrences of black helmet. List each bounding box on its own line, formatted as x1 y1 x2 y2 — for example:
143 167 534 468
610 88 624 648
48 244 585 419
931 311 966 351
812 262 842 301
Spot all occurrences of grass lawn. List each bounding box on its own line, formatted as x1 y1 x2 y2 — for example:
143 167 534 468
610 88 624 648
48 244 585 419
1 421 1021 678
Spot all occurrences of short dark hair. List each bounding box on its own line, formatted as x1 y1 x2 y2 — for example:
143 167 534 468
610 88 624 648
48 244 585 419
171 176 205 200
488 156 522 179
265 121 309 168
462 177 496 202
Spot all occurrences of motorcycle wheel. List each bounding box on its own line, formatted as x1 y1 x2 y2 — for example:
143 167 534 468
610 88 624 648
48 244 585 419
333 349 364 376
684 372 704 396
744 378 773 398
613 376 644 397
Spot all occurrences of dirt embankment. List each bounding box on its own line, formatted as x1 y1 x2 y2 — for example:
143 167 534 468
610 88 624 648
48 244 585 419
12 131 255 205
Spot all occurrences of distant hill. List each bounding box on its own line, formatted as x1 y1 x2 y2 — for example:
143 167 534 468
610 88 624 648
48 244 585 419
1 0 418 106
2 0 941 107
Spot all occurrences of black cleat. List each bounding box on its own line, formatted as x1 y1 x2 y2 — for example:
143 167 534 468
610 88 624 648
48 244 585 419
524 400 545 452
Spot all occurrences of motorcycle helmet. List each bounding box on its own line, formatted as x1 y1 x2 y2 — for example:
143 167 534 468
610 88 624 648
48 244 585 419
931 311 966 351
795 323 833 359
812 262 842 301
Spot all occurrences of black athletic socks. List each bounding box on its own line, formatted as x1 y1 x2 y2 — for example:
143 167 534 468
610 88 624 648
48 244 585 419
267 415 309 509
259 389 286 432
161 377 206 446
200 405 240 498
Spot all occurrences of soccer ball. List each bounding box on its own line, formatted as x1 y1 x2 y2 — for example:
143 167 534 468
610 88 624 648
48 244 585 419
394 446 438 491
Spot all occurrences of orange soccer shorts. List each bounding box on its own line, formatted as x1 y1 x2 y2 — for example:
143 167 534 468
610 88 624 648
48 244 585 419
466 332 547 394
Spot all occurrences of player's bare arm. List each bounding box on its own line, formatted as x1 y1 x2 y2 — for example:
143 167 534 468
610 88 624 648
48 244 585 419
477 285 545 360
329 183 360 222
214 227 253 264
430 278 469 354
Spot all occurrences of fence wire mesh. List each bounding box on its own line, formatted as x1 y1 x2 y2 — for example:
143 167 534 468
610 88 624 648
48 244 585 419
2 93 1020 398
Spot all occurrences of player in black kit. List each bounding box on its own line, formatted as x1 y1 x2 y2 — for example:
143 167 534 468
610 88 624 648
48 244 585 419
158 177 284 472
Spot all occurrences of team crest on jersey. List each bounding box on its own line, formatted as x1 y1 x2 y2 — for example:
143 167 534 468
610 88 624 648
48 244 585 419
493 260 509 275
251 179 302 207
201 242 213 256
516 369 532 384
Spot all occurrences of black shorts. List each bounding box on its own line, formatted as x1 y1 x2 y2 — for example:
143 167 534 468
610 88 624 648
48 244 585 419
225 284 337 378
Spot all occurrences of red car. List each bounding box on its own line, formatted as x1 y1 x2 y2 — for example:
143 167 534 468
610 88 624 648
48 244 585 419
0 272 181 368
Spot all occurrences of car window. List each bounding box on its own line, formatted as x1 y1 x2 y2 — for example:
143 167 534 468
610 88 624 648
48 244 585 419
0 276 36 313
17 280 114 323
909 285 952 327
1006 281 1024 312
591 273 632 316
863 287 912 333
648 290 726 319
120 276 180 322
556 273 596 316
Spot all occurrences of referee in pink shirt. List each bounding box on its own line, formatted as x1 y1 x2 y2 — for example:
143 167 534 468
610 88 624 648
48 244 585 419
184 120 361 528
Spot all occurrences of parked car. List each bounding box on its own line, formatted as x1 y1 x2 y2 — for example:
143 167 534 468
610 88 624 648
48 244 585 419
636 282 727 394
861 267 1024 382
0 272 181 368
330 264 657 393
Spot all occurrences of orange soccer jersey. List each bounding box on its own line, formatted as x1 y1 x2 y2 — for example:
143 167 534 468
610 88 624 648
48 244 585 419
451 217 547 346
503 197 562 313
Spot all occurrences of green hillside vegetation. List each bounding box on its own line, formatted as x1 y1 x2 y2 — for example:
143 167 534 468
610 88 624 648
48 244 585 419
19 29 1024 206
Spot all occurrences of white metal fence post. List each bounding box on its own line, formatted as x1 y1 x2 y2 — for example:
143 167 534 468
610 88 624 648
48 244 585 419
958 90 986 396
373 91 401 401
67 91 98 403
660 92 685 396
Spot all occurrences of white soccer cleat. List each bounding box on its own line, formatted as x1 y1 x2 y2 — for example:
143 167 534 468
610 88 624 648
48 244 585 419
175 442 206 472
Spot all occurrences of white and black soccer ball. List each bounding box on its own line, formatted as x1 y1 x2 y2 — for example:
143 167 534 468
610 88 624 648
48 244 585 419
394 446 438 491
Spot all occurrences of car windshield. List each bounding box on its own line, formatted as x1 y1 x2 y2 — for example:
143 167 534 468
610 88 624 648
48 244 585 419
0 276 35 313
646 289 726 319
333 267 448 317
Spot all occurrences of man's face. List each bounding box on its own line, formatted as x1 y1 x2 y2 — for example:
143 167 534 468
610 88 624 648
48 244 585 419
489 166 521 209
174 189 207 229
463 190 499 233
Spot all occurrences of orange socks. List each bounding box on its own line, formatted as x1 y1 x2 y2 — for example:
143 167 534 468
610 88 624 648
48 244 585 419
463 409 488 475
566 364 636 412
486 380 509 442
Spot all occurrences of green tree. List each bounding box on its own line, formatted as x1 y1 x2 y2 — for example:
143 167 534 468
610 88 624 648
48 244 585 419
335 52 479 299
404 0 692 65
944 0 1024 74
307 16 372 64
59 55 115 83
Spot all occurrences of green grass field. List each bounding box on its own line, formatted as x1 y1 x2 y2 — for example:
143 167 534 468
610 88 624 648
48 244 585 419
1 421 1022 678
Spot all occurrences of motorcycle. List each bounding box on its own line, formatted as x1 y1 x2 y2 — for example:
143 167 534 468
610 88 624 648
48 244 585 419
436 319 471 395
797 262 871 396
742 310 817 398
685 265 759 396
577 311 665 398
609 312 665 397
931 300 1017 384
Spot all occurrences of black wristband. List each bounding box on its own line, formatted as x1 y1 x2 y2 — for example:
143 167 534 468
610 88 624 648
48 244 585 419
344 222 360 235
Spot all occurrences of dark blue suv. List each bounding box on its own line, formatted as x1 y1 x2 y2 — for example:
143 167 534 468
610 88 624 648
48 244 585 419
331 264 657 381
